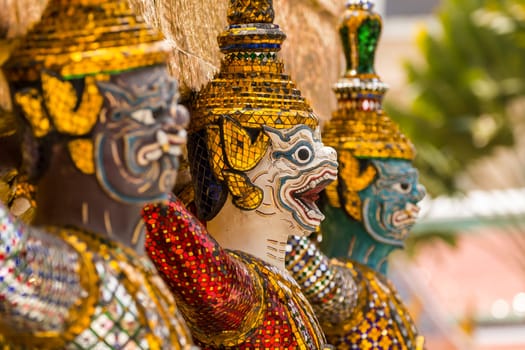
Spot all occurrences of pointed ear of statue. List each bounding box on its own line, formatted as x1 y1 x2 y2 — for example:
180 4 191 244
222 116 268 172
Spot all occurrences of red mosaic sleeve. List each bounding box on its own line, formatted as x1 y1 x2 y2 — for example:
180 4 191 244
142 197 260 337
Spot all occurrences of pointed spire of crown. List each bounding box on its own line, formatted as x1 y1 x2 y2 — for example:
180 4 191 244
322 0 414 160
227 0 275 24
340 0 381 77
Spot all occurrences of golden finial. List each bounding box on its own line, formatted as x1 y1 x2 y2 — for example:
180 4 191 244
323 0 415 219
189 0 319 218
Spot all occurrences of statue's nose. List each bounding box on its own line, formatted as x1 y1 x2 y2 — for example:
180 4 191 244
414 184 426 202
319 145 337 162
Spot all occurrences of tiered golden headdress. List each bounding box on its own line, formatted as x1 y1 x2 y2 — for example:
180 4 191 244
324 0 415 221
189 0 320 220
2 0 168 174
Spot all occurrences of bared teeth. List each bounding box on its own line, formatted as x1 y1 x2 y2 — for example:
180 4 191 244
295 173 335 194
288 170 337 224
157 130 168 146
145 149 163 161
392 207 419 227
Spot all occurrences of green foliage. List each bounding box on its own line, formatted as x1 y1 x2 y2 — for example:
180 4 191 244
386 0 525 195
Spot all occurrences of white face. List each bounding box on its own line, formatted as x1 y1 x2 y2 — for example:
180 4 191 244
246 125 338 235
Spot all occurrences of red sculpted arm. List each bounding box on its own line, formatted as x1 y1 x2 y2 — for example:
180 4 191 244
143 197 261 344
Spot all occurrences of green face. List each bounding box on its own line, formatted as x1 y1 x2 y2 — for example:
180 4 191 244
360 159 425 247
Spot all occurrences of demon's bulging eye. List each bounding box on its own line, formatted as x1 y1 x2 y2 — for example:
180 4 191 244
294 145 313 164
130 109 155 125
392 182 412 194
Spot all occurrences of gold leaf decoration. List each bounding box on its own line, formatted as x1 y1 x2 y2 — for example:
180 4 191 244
68 139 95 175
42 73 103 136
338 151 377 222
223 170 263 210
222 117 269 172
206 125 226 181
14 88 50 138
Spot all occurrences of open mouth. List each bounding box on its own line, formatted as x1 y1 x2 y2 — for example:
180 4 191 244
392 203 420 227
137 130 187 166
291 170 337 222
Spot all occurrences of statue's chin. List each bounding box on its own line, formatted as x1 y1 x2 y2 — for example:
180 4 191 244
386 224 412 242
283 207 321 236
287 220 311 237
368 226 406 247
256 203 313 237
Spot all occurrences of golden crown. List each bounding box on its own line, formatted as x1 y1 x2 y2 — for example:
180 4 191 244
191 0 318 133
322 0 414 160
324 1 416 221
4 0 167 83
